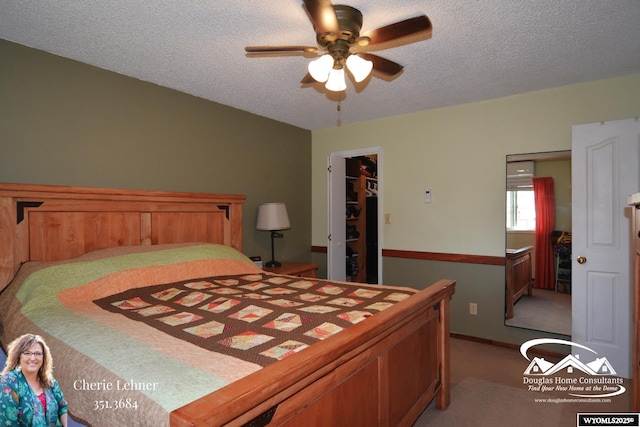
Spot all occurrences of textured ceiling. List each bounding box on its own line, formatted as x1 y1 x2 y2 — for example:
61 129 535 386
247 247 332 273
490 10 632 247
1 1 639 130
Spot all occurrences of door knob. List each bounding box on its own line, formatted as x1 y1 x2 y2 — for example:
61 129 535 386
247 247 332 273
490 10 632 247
577 256 587 264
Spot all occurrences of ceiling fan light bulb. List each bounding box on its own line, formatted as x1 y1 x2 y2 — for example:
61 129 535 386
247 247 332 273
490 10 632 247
346 54 373 83
308 54 333 83
325 68 347 92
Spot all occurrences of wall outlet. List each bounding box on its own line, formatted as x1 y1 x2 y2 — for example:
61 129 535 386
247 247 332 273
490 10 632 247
469 303 478 315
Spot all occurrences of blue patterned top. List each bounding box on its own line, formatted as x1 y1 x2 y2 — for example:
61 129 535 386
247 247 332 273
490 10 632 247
0 369 68 426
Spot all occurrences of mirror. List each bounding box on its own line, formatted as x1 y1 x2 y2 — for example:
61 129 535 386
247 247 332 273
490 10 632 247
504 150 571 336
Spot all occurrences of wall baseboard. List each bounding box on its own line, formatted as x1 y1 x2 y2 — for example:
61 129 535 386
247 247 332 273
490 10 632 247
450 333 568 359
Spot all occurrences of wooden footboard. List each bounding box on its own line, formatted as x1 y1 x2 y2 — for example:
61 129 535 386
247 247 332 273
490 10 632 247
505 246 533 319
171 279 455 427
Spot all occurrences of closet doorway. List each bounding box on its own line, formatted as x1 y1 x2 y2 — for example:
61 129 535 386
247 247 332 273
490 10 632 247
327 148 382 284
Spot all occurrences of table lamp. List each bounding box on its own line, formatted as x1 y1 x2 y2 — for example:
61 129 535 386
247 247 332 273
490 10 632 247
256 202 291 267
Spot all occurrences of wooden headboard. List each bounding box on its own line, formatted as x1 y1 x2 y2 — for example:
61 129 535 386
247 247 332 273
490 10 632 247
0 183 245 288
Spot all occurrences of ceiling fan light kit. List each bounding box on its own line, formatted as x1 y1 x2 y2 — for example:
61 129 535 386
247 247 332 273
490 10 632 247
325 67 347 91
245 0 432 93
308 54 334 82
345 54 373 83
308 53 373 90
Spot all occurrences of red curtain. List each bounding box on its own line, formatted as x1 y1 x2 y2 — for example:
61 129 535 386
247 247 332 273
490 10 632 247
533 177 555 289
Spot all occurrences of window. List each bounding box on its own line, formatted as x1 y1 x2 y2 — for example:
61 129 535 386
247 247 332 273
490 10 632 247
506 178 535 230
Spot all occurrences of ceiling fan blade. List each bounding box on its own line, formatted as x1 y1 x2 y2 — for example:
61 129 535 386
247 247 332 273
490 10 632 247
300 73 316 84
303 0 339 35
245 46 318 53
361 53 404 77
364 15 432 46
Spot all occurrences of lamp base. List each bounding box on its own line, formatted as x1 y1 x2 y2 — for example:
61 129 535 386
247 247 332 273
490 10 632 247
264 260 282 268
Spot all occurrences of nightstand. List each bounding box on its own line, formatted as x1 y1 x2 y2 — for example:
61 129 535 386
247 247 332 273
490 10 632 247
263 262 318 278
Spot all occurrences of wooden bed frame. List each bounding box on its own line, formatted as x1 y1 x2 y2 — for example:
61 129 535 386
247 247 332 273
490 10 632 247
0 183 454 427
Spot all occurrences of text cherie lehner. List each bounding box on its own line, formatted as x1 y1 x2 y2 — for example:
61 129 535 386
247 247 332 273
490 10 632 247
74 378 159 391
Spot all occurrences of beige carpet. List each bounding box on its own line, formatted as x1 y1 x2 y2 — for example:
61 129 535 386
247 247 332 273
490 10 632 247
414 338 632 427
416 376 562 426
505 289 571 335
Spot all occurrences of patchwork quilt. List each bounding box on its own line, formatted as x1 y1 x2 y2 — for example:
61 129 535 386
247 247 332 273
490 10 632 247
0 244 416 427
94 272 414 368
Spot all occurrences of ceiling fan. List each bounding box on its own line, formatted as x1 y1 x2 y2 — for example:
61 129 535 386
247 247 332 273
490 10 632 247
245 0 432 92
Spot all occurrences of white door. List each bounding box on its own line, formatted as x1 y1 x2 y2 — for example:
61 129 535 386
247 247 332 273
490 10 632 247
572 118 640 379
328 154 346 281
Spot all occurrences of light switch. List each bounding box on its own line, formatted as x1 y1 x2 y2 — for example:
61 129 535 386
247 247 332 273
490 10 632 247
384 213 391 224
425 189 432 204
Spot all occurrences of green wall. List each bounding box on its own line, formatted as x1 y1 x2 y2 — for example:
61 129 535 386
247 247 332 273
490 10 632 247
311 74 640 345
0 39 312 262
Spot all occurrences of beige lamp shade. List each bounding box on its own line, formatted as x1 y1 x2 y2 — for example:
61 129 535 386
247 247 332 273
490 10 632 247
256 203 291 231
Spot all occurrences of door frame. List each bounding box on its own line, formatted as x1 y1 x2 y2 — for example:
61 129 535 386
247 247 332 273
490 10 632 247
328 147 383 283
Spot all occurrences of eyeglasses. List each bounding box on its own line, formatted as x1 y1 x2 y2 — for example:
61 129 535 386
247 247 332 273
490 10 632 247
22 351 43 358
